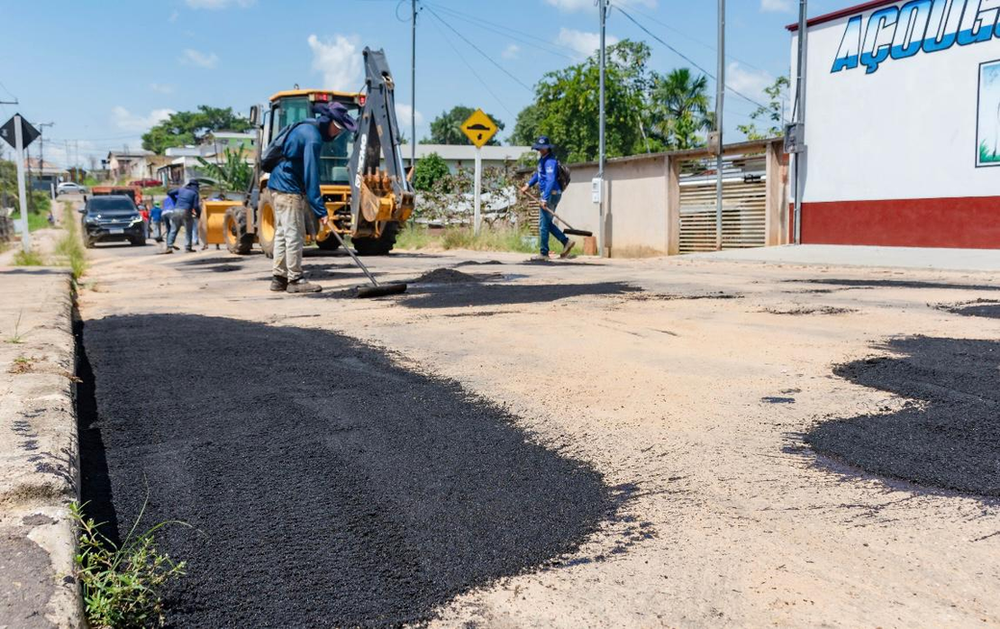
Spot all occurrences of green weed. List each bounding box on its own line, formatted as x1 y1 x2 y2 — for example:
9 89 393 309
54 209 87 280
6 311 25 344
13 248 44 266
394 224 434 250
71 500 188 629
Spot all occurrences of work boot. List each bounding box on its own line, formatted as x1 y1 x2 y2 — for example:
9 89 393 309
529 254 550 262
158 248 173 255
184 247 194 253
171 245 180 251
286 279 322 294
269 276 288 292
559 240 576 259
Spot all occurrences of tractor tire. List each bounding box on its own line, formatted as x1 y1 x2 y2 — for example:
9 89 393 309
352 222 399 256
224 206 254 255
315 233 342 251
258 189 276 259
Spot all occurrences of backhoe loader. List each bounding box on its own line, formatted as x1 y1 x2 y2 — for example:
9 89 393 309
201 47 414 256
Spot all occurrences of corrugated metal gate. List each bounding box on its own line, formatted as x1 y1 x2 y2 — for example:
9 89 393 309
678 154 767 254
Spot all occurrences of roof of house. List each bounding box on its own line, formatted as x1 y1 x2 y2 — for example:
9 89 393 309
406 144 533 161
107 150 154 159
206 131 255 140
787 0 897 32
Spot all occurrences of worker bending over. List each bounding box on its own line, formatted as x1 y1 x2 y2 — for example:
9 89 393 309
267 102 357 294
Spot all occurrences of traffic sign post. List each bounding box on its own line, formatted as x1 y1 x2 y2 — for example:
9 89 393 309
460 109 499 236
1 114 40 254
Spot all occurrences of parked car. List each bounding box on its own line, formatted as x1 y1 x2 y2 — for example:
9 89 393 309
129 179 162 188
56 182 88 195
80 195 147 248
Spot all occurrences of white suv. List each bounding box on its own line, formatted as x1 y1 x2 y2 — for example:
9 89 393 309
57 182 88 195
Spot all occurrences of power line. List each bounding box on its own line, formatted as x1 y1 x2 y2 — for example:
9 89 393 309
426 3 576 61
423 5 534 93
614 6 768 111
626 6 771 75
426 14 518 119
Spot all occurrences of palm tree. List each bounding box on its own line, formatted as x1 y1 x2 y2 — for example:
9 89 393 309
650 68 714 150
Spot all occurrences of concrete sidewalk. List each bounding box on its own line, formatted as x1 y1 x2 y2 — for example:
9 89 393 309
0 267 81 629
686 244 1000 272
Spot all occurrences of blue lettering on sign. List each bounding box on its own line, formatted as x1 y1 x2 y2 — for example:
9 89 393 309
831 0 1000 74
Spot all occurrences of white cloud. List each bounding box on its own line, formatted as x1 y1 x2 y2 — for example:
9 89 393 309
545 0 656 11
307 34 363 91
395 103 424 126
760 0 793 12
556 28 619 60
185 0 254 8
111 106 175 133
149 83 174 94
180 49 219 69
502 44 521 60
726 62 777 103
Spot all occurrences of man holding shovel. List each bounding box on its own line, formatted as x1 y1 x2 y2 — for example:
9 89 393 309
520 136 574 261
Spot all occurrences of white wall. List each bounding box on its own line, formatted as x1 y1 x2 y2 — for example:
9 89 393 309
793 0 1000 203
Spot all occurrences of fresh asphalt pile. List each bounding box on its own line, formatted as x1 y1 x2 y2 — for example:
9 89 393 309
400 281 642 309
806 336 1000 496
78 315 613 627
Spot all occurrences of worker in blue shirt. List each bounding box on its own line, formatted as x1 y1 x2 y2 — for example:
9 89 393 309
172 180 201 252
520 136 574 261
267 102 357 293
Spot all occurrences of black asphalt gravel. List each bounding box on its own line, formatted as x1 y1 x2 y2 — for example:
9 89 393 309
399 282 642 309
78 314 614 627
805 336 1000 496
940 299 1000 319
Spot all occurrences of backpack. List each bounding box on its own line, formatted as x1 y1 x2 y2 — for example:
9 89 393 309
556 161 572 191
260 120 316 173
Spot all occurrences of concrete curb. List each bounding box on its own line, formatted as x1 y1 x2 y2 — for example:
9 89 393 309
0 267 83 629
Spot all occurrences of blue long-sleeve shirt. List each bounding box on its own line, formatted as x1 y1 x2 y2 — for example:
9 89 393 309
173 185 201 216
267 122 326 219
527 154 561 201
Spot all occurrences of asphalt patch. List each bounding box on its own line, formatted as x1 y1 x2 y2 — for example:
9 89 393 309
193 264 242 273
622 292 742 302
78 314 614 627
787 278 1000 291
805 336 1000 496
411 268 487 284
761 306 856 316
176 256 242 267
453 260 504 267
939 299 1000 319
400 282 642 309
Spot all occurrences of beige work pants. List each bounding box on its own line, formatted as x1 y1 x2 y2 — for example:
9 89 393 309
272 191 306 282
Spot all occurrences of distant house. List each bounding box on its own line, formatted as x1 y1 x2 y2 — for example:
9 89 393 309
399 144 533 173
24 158 67 192
156 135 255 186
203 131 255 153
106 150 155 181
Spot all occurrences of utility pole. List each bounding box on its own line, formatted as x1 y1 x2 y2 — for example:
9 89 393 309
411 0 417 172
13 115 30 253
793 0 808 244
37 122 54 198
597 0 608 256
715 0 725 251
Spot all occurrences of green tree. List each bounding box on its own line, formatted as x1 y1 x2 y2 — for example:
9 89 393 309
510 103 543 147
196 148 252 194
737 76 790 141
517 39 658 163
427 106 505 146
412 153 451 191
649 68 713 150
142 106 252 155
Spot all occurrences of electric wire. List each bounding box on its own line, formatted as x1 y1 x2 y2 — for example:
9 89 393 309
423 5 534 93
425 3 576 60
615 6 769 111
426 15 518 119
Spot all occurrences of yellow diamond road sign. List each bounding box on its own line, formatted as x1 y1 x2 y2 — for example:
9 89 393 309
461 109 498 149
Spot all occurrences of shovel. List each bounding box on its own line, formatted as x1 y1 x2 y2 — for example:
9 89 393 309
520 190 593 237
322 226 407 299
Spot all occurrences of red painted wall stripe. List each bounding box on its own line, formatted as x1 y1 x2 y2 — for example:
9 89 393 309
797 197 1000 249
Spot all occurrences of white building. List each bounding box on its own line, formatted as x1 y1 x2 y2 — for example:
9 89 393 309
790 0 1000 248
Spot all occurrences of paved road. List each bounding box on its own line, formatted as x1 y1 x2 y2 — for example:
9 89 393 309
78 238 1000 627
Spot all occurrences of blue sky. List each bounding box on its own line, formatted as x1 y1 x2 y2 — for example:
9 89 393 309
0 0 845 168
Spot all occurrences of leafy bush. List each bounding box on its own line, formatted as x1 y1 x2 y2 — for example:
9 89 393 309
412 153 450 191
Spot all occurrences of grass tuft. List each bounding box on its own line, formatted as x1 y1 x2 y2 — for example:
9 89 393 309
397 224 580 255
71 500 188 629
6 311 25 344
13 248 45 266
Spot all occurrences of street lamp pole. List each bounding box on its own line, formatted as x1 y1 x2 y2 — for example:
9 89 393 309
715 0 725 251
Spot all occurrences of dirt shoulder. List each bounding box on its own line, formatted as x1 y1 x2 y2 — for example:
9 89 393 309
78 243 1000 627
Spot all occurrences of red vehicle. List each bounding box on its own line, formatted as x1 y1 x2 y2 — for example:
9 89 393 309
129 179 162 188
